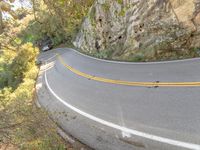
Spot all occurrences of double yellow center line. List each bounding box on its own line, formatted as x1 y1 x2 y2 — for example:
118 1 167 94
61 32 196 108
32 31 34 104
57 54 200 87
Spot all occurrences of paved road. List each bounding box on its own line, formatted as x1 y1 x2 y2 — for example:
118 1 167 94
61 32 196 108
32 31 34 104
39 48 200 150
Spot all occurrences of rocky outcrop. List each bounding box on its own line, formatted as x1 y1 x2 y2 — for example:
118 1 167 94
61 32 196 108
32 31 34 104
74 0 200 61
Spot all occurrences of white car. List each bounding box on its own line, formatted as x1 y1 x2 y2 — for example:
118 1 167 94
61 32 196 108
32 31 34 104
40 39 53 52
42 45 51 51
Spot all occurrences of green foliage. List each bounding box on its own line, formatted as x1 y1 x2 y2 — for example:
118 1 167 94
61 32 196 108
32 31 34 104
0 87 12 108
0 47 16 88
25 65 39 80
119 5 130 16
91 49 114 59
6 43 39 88
0 42 66 150
119 8 126 16
192 47 200 55
129 53 146 62
117 0 123 5
19 0 94 47
0 42 39 102
89 7 96 26
13 78 35 101
102 3 110 12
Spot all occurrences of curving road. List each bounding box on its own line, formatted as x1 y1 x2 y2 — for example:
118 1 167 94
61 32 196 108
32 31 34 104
38 48 200 150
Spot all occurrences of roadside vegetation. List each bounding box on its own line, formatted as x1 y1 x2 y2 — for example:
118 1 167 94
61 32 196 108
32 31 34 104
19 0 94 47
0 0 93 149
0 17 66 150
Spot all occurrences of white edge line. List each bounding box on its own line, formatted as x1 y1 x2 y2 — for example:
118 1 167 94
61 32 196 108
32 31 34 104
57 48 200 65
44 66 200 150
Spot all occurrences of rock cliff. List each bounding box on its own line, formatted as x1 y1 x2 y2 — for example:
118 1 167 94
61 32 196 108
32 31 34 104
74 0 200 61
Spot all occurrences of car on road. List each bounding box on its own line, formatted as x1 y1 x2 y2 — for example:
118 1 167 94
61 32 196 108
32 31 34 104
37 37 54 52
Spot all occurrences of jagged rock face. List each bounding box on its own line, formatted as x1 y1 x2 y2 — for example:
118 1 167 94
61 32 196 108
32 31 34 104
74 0 200 61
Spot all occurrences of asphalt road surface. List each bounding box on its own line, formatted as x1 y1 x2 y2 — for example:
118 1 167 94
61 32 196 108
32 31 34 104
39 48 200 150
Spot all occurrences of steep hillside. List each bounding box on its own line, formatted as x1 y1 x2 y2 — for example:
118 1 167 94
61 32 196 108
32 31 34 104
74 0 200 61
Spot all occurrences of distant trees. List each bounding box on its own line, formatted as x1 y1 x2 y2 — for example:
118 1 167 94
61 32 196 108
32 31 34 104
25 0 94 46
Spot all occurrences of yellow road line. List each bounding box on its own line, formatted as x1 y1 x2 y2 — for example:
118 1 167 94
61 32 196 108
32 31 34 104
57 54 200 87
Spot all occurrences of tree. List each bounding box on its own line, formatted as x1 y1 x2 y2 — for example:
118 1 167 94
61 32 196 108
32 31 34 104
27 0 94 45
0 0 17 34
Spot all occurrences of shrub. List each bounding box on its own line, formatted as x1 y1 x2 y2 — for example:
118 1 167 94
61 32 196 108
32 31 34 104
8 43 39 88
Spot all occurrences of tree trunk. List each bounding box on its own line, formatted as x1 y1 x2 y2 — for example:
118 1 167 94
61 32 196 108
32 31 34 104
31 0 42 24
0 8 3 34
